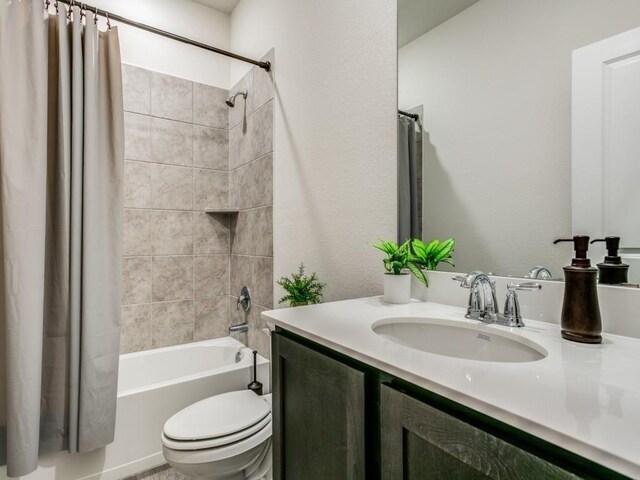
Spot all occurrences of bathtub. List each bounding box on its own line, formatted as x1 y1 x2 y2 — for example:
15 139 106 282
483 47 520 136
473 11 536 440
9 337 269 480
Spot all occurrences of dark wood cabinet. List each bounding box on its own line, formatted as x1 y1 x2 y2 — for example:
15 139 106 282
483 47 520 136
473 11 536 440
273 329 628 480
272 332 366 480
380 384 580 480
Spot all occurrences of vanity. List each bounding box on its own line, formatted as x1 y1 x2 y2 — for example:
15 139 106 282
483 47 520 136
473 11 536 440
263 294 640 480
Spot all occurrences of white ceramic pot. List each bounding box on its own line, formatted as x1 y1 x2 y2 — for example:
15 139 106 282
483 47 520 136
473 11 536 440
383 273 411 304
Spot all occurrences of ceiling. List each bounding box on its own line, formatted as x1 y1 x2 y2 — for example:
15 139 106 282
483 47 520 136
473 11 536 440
398 0 480 48
193 0 241 14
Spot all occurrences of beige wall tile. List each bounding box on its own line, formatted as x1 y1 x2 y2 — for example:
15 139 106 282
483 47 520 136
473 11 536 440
150 117 193 167
124 209 152 256
251 50 274 113
231 207 273 257
125 161 152 209
194 169 228 210
152 300 194 348
193 125 228 170
120 304 152 353
151 211 193 255
230 153 273 210
193 212 230 255
229 115 254 170
193 82 228 129
150 164 193 210
151 72 192 123
194 255 229 298
122 257 152 305
124 112 150 161
230 255 273 309
194 296 229 341
229 70 253 129
122 64 151 115
252 100 273 160
152 256 193 302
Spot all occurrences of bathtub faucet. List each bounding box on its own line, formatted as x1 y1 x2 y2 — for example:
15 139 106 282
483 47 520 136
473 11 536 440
229 322 249 335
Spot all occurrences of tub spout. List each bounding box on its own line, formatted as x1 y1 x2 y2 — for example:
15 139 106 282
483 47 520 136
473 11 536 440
229 322 249 335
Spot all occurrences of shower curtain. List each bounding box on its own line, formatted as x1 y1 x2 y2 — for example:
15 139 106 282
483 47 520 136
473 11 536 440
397 116 420 243
0 1 123 476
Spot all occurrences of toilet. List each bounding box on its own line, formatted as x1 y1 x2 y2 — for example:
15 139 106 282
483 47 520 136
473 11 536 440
161 390 272 480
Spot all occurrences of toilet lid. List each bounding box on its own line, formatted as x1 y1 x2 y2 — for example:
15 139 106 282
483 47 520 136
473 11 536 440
163 390 271 442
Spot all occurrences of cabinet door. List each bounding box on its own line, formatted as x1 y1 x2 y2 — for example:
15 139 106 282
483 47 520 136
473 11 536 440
380 384 581 480
272 333 366 480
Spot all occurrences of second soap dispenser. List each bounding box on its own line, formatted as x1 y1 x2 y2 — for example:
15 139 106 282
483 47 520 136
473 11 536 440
590 236 629 285
553 236 602 344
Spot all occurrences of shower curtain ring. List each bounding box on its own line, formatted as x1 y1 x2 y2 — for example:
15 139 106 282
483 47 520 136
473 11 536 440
45 0 50 11
80 3 86 21
105 12 111 30
93 6 98 25
67 0 74 19
54 0 59 13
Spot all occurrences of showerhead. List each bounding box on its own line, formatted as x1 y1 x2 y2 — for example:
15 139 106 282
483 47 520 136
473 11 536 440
225 90 248 108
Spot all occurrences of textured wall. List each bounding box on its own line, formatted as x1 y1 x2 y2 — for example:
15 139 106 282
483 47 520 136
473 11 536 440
121 65 232 353
399 0 640 278
228 50 275 359
89 0 231 88
230 0 398 305
120 61 274 357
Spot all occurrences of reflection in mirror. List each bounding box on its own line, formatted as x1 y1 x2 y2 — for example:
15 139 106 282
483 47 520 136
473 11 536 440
397 0 640 283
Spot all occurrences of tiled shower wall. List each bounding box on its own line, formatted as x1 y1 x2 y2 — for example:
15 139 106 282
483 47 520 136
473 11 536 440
120 51 274 358
229 50 275 359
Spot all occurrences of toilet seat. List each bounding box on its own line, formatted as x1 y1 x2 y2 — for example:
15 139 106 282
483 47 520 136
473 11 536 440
162 390 272 451
162 412 271 450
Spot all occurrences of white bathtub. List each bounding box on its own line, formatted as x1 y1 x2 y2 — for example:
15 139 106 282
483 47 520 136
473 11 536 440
8 337 269 480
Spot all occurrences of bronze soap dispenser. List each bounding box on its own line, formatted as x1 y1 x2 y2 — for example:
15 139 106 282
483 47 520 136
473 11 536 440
590 236 629 285
553 236 602 344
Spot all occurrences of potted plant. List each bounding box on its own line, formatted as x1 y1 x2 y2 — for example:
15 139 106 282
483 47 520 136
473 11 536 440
372 238 456 303
409 238 456 287
277 263 326 307
371 240 414 304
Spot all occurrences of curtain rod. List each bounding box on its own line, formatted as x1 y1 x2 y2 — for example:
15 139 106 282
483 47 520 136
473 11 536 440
398 110 419 121
53 0 271 71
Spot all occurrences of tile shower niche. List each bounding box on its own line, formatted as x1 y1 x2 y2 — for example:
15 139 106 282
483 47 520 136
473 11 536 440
121 50 274 359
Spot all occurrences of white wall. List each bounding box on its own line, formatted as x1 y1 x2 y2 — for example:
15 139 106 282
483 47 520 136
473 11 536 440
230 0 398 304
399 0 640 278
90 0 231 88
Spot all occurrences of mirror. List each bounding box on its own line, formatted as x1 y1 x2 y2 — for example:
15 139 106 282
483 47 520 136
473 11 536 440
397 0 640 283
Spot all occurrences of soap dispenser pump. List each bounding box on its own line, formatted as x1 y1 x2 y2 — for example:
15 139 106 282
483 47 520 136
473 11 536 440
590 236 629 285
553 236 602 344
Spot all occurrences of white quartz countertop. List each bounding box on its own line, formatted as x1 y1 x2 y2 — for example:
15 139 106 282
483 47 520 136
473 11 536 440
262 297 640 479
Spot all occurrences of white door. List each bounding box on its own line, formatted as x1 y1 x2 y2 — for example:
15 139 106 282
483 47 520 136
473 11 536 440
572 26 640 284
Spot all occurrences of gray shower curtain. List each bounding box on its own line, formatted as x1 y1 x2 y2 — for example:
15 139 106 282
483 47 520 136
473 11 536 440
0 1 123 476
398 116 420 243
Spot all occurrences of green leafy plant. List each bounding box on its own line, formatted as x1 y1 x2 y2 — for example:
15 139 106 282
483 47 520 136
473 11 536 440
411 238 456 279
371 239 412 275
372 238 455 288
277 263 326 307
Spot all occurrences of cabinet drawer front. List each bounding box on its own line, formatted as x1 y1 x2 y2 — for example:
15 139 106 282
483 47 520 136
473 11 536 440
380 384 581 480
273 333 366 480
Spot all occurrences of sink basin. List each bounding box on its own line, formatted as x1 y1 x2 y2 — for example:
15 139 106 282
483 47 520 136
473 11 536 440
372 317 547 363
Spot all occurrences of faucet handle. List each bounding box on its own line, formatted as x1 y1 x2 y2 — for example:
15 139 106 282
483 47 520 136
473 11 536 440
502 282 541 327
507 282 542 292
452 275 467 284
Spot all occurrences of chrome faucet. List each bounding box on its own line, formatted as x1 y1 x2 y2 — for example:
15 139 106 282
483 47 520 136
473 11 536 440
525 266 552 280
454 272 541 327
453 271 499 321
229 322 249 335
230 286 252 335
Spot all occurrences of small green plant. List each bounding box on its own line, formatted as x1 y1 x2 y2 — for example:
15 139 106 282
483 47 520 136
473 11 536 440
277 263 326 307
371 239 412 275
411 238 455 272
372 238 455 288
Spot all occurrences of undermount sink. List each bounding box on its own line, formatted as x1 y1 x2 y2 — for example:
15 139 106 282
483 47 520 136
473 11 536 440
372 317 547 363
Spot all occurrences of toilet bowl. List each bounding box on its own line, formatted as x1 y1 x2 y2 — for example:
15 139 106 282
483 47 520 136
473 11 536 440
161 390 272 480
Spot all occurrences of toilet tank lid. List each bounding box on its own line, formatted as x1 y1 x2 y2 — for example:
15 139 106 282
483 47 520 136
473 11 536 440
163 390 271 441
